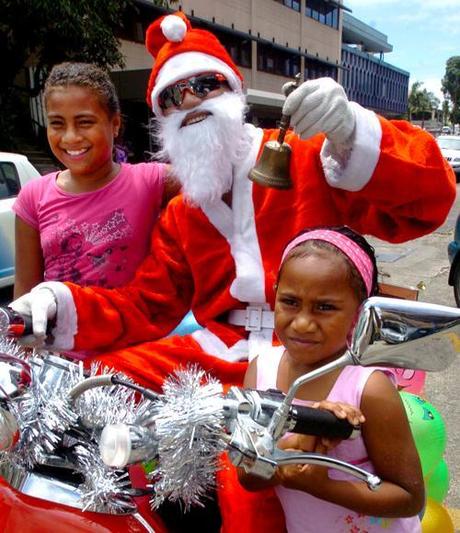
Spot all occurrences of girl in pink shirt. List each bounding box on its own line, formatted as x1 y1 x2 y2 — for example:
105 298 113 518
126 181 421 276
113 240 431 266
237 226 424 532
12 62 178 530
13 62 179 296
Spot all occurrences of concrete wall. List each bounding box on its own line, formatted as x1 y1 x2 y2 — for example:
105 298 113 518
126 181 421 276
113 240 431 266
179 0 341 63
181 0 342 62
118 0 342 96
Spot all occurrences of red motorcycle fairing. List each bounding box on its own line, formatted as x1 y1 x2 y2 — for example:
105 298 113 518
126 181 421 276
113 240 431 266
0 478 167 533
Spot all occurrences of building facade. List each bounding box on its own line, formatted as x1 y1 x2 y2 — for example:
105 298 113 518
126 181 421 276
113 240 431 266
109 1 409 157
341 12 409 117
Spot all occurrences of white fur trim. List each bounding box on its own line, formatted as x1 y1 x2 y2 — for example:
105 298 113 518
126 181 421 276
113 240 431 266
191 328 248 362
191 327 273 363
34 281 77 350
320 102 382 191
151 51 243 116
229 125 266 303
199 124 266 304
201 200 233 240
161 15 187 42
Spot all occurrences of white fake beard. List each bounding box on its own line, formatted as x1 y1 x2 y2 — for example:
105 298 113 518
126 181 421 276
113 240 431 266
155 91 250 207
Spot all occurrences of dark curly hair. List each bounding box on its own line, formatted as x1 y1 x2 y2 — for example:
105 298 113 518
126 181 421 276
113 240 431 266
44 62 120 117
278 225 378 303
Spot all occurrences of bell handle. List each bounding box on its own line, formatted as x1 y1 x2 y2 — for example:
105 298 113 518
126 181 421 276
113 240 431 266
277 73 302 145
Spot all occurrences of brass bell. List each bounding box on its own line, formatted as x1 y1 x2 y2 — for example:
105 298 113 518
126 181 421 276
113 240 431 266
249 118 293 190
249 73 301 190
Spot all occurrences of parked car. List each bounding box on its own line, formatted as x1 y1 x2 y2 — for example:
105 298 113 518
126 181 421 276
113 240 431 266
437 135 460 182
448 213 460 306
0 152 41 288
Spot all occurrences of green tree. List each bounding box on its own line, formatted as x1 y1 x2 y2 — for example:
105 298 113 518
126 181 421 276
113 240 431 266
442 56 460 125
408 81 437 125
0 0 177 149
442 99 451 126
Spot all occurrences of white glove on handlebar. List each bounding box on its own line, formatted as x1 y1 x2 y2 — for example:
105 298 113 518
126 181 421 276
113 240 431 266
282 77 355 146
10 288 57 346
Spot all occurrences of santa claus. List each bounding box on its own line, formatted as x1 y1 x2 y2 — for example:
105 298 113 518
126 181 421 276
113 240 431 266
11 10 456 532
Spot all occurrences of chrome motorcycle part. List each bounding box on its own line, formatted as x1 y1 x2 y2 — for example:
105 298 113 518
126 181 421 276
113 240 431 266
0 306 32 337
0 408 19 451
100 423 159 468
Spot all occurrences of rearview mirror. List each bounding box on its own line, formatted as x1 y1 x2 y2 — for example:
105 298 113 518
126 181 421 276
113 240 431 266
348 297 460 372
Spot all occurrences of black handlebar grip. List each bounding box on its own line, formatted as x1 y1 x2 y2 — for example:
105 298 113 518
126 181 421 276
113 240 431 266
290 404 355 439
0 306 33 337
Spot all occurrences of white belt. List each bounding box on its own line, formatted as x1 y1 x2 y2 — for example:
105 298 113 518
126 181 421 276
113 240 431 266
228 305 274 332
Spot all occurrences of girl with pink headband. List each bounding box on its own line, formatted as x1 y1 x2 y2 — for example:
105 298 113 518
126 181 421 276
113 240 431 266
238 226 424 533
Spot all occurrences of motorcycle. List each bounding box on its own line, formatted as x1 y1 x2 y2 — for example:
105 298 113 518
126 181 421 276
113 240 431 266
0 297 459 531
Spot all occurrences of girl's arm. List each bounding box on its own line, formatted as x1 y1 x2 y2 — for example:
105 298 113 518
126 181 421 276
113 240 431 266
14 216 44 298
276 371 425 518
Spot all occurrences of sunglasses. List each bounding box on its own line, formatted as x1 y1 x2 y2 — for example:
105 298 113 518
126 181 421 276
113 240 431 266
158 73 229 110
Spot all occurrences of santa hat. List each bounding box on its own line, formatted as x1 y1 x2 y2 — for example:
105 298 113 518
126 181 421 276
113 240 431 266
146 11 244 115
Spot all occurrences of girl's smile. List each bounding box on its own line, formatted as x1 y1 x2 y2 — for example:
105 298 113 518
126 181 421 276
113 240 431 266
274 250 361 372
64 148 90 158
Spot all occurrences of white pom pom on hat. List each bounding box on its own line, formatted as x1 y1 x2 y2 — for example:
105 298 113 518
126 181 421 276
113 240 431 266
160 14 187 42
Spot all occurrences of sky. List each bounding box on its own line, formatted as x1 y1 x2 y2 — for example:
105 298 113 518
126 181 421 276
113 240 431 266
345 0 460 102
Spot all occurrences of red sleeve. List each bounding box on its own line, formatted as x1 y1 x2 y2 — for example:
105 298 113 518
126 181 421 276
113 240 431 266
283 117 455 244
69 198 193 351
329 118 456 243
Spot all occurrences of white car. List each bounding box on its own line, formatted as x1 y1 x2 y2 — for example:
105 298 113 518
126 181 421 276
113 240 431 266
437 135 460 182
0 152 41 288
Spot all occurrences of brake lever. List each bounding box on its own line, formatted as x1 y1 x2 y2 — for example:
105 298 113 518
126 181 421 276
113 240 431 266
226 416 381 490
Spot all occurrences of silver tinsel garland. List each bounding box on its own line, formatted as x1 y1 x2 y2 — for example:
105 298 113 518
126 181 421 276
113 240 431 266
0 336 27 361
149 366 227 510
0 340 231 514
0 339 153 513
73 368 152 430
75 442 135 514
6 353 83 467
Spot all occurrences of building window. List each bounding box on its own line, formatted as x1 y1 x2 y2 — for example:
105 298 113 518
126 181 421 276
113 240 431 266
205 28 252 69
306 0 339 29
274 0 301 12
305 58 337 81
341 47 409 116
258 43 300 77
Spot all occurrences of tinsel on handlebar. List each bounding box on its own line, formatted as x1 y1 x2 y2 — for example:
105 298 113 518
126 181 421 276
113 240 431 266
0 336 155 513
2 297 460 515
0 336 372 514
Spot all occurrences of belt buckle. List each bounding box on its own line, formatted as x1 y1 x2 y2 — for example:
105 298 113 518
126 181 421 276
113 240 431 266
245 305 263 332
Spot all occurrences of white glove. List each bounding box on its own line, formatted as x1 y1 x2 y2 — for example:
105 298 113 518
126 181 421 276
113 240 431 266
282 77 355 145
9 288 57 346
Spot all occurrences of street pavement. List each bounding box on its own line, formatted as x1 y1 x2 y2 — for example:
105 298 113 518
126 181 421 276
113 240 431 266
1 185 459 529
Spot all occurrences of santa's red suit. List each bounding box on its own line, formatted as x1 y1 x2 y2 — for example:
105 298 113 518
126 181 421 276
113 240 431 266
12 11 456 533
41 118 454 533
56 121 455 370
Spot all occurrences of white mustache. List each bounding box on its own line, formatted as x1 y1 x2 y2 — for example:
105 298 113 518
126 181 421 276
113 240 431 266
154 92 250 206
157 91 246 132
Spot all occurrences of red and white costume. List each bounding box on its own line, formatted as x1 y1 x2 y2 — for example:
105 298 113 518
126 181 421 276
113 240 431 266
30 11 455 533
47 117 455 382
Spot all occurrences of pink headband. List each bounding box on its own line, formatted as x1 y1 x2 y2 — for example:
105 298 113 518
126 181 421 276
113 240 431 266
281 229 374 297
